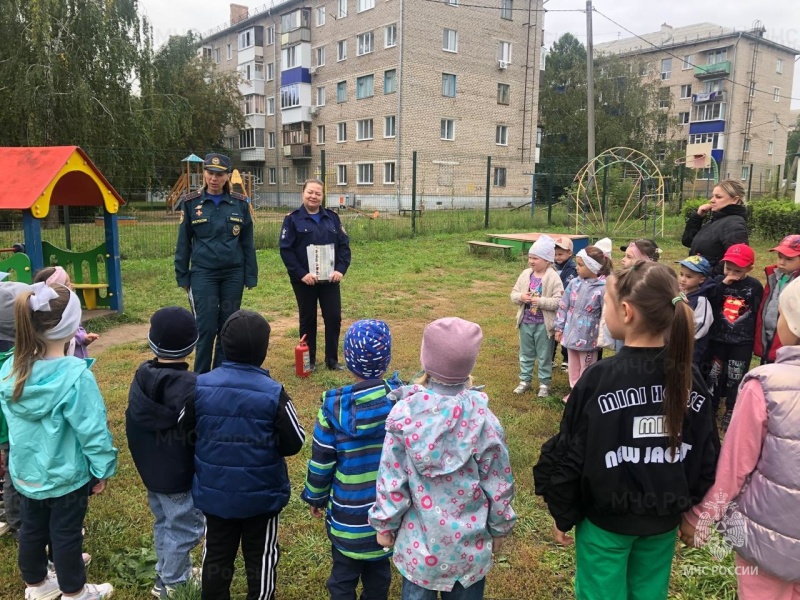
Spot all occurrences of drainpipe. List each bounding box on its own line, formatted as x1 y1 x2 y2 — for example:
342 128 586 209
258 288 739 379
396 0 405 211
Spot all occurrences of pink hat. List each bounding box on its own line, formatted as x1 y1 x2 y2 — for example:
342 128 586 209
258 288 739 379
770 235 800 258
420 318 483 384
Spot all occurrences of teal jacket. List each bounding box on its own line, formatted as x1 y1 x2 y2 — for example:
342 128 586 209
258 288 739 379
0 356 118 500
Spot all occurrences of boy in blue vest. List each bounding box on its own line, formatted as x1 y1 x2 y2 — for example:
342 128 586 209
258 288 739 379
187 310 305 600
302 320 402 600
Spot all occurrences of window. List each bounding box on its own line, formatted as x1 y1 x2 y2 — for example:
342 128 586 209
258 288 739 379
356 75 374 99
238 30 253 50
283 45 298 69
266 26 275 45
316 6 326 26
658 88 670 109
357 0 375 12
448 0 458 4
776 58 784 74
385 24 397 48
660 58 672 80
201 46 212 60
280 84 300 109
443 29 458 52
296 166 309 185
773 87 781 102
282 166 290 185
317 125 325 144
266 63 274 81
337 40 347 61
688 133 722 148
703 79 723 93
691 102 725 122
337 81 347 103
493 167 506 187
680 84 692 99
682 54 693 70
357 163 374 185
743 138 750 153
227 44 232 60
213 48 221 63
250 168 263 184
268 132 275 149
384 115 396 138
442 73 456 97
239 128 265 149
357 32 374 56
316 47 325 66
746 109 753 123
678 111 690 124
316 87 326 106
356 119 374 140
384 69 396 94
337 164 347 185
498 41 511 63
497 83 510 105
766 168 772 182
243 95 266 114
656 123 667 136
500 0 513 20
768 141 774 155
338 0 347 18
268 167 277 185
337 122 347 142
266 97 275 115
254 63 264 80
496 125 508 146
384 162 396 184
441 119 454 141
741 165 749 181
707 48 727 64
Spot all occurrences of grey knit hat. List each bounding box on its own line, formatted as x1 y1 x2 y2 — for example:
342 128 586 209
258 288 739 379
0 282 32 343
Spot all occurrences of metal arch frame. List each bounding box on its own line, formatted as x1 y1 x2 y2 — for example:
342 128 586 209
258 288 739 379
572 147 666 238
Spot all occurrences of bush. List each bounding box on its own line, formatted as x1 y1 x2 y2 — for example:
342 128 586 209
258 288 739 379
682 198 706 220
748 198 800 240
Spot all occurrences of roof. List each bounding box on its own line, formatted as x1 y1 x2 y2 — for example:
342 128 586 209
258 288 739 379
1 146 123 218
182 153 205 163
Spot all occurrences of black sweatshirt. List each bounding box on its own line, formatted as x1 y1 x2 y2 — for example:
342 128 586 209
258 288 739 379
534 347 720 536
708 274 763 346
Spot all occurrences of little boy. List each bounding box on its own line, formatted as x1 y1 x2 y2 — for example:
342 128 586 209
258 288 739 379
755 234 800 364
302 320 402 600
676 255 715 374
706 244 763 429
189 310 305 600
552 237 577 371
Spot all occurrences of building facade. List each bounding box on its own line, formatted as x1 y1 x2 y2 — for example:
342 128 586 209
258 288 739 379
200 0 545 209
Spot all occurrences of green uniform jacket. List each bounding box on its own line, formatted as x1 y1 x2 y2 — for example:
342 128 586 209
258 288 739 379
174 190 258 289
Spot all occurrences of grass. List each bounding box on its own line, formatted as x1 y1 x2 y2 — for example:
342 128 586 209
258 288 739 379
0 222 766 599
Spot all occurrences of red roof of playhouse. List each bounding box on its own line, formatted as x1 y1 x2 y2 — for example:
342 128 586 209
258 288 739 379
1 146 124 218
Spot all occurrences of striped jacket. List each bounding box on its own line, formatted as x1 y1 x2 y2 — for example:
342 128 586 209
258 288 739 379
302 373 402 559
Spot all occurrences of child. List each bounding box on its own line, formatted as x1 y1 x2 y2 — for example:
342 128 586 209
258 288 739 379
126 307 204 598
188 310 305 600
33 267 99 358
0 282 117 600
534 262 719 600
619 239 660 266
511 235 564 397
552 237 577 372
553 246 611 398
705 244 763 429
302 320 402 600
369 318 516 599
676 255 715 373
755 234 800 365
681 276 800 600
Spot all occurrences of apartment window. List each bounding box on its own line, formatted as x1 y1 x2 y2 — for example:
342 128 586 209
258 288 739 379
766 168 772 182
356 75 374 99
493 167 507 187
707 48 727 64
255 63 264 80
283 45 298 69
266 63 274 81
441 119 455 140
680 84 692 99
316 47 325 66
280 84 300 109
658 88 670 109
296 166 309 185
239 128 264 149
385 24 397 48
268 167 277 185
498 41 511 63
384 69 396 94
356 119 374 140
317 125 325 144
337 122 347 142
689 133 721 148
213 48 221 63
768 141 774 155
776 58 784 74
497 83 510 105
266 97 275 115
316 6 326 26
384 115 396 137
357 0 375 12
357 32 374 56
357 163 374 185
678 111 690 124
337 81 347 103
338 0 347 18
741 166 749 181
448 0 458 4
682 54 693 70
226 44 232 60
703 79 723 93
660 58 672 80
774 87 781 102
266 26 275 45
268 131 275 149
201 46 212 60
314 87 325 107
500 0 513 20
337 40 347 61
337 164 347 185
656 123 667 136
384 162 396 184
243 95 265 114
743 138 751 153
747 109 753 123
238 30 253 50
442 73 456 97
691 102 725 121
282 166 290 185
443 29 458 52
496 125 508 146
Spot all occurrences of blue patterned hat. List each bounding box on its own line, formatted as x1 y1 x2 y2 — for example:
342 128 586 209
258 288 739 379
344 320 392 379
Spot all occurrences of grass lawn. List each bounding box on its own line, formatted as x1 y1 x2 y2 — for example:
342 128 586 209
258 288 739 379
0 221 770 599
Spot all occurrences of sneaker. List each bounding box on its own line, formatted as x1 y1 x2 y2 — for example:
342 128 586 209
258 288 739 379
513 381 531 394
537 384 550 398
561 362 569 372
151 576 163 598
67 583 114 599
0 521 9 537
24 578 61 600
190 567 201 582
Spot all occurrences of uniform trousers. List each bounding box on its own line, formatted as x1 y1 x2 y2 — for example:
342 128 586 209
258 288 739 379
189 267 244 374
291 280 342 366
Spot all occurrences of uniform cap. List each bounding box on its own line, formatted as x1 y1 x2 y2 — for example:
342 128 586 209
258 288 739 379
204 153 232 173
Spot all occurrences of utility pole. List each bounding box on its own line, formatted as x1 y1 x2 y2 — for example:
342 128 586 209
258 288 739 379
586 0 595 163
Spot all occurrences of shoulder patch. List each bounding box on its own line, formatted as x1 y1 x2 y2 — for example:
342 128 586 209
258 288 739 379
230 192 247 201
184 190 202 202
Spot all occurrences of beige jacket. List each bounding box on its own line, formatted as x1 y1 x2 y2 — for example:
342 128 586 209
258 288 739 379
511 267 564 336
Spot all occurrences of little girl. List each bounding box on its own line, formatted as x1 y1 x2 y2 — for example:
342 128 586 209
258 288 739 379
0 283 117 600
681 276 800 600
369 317 517 600
535 262 719 600
511 235 564 397
33 267 99 358
553 246 611 398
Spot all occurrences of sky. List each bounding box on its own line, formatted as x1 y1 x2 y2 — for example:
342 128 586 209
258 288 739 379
138 0 800 109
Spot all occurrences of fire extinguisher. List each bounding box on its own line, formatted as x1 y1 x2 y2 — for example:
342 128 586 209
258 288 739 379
295 334 311 378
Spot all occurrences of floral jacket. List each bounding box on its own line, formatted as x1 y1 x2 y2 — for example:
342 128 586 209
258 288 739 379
554 276 606 351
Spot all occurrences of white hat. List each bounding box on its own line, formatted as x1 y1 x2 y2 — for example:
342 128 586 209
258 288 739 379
529 235 556 263
779 277 800 339
595 237 613 258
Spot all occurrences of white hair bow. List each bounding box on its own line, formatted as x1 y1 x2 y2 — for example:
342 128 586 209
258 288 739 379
29 282 59 312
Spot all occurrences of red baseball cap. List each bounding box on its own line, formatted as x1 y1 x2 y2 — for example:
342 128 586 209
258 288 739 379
722 244 755 268
770 234 800 258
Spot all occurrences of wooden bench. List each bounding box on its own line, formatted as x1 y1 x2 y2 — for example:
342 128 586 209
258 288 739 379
398 208 424 217
467 240 513 257
72 283 109 310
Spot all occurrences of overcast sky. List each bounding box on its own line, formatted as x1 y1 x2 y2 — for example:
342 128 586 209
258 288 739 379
139 0 800 109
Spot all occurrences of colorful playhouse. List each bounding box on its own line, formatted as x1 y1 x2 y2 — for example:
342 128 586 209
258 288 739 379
0 146 124 312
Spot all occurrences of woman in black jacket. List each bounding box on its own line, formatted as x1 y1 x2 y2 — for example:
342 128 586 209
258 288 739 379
682 179 749 274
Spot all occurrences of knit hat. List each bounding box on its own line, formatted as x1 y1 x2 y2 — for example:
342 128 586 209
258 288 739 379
554 236 573 252
779 277 800 338
771 234 800 258
722 244 755 268
528 235 556 263
220 310 270 366
148 306 199 359
595 237 613 257
343 320 392 379
0 282 32 343
420 317 483 384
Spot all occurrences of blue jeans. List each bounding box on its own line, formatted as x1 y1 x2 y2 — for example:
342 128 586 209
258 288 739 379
401 577 486 600
148 490 204 586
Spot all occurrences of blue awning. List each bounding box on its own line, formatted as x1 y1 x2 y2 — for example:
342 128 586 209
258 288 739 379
182 154 204 163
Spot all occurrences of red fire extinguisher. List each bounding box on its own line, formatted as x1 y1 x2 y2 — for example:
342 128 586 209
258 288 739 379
295 334 311 378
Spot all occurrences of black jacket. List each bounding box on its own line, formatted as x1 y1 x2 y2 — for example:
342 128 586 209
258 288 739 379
682 204 749 275
279 205 351 283
126 360 197 494
708 275 764 345
533 347 719 536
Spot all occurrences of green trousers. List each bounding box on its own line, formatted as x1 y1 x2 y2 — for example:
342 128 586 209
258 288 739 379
575 519 676 600
518 322 553 385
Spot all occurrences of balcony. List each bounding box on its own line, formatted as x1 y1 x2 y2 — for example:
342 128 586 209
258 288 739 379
282 144 312 160
692 90 725 103
694 61 731 79
241 148 266 162
281 28 311 47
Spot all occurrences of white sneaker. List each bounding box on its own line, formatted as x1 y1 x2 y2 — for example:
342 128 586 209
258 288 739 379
66 583 114 599
0 521 9 536
537 384 550 398
561 362 569 372
513 381 531 394
24 578 61 600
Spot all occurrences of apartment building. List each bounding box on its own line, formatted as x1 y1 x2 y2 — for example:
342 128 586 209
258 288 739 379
199 0 545 208
596 23 798 193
